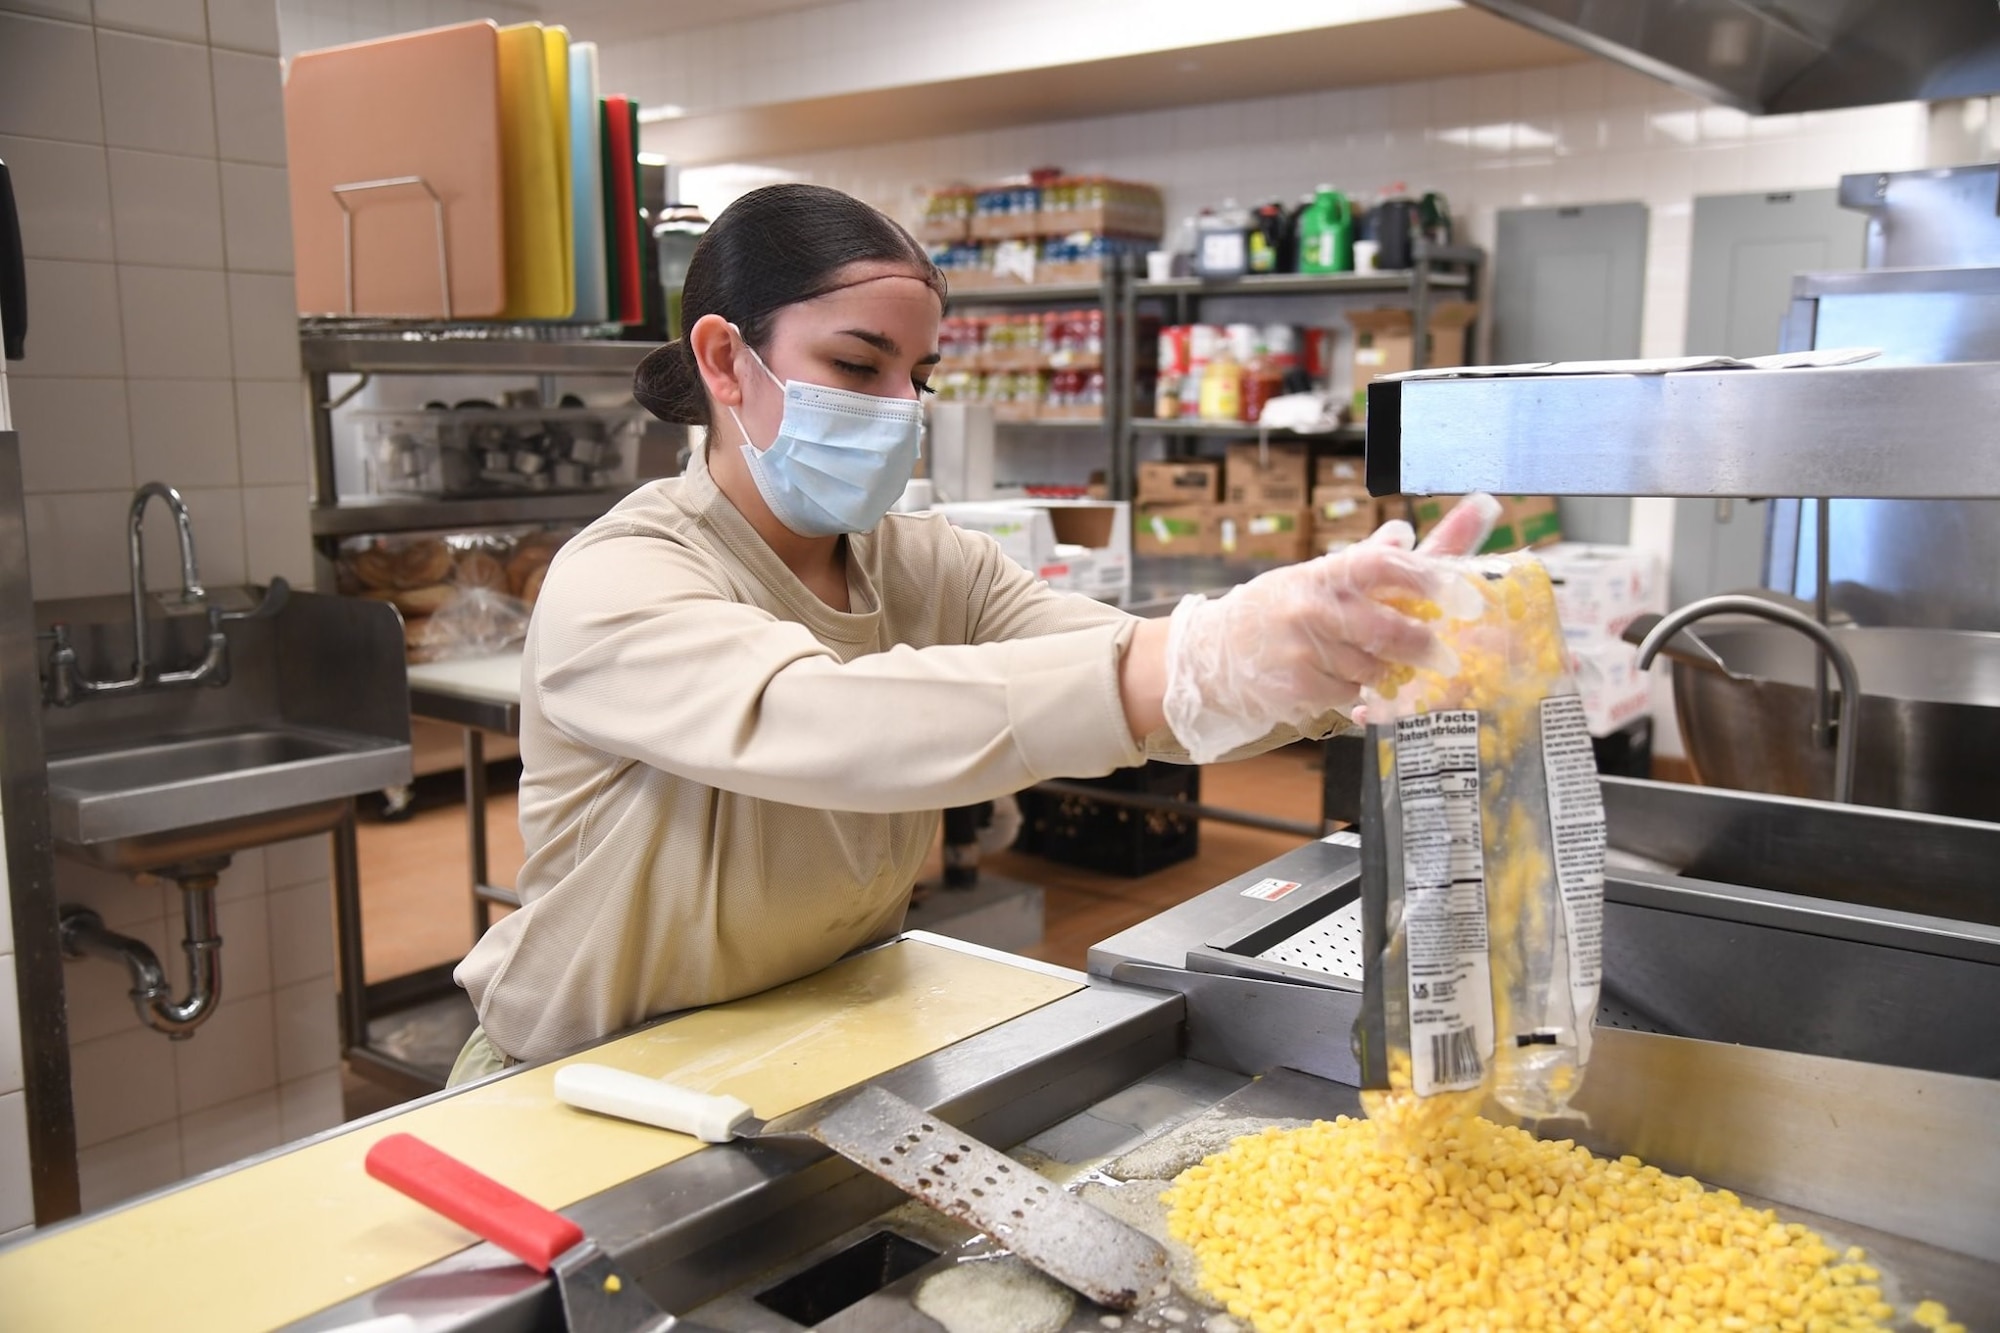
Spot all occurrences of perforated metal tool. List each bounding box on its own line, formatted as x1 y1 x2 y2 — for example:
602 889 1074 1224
555 1067 1169 1310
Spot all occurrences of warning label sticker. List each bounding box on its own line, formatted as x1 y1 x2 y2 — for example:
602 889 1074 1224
1241 877 1302 901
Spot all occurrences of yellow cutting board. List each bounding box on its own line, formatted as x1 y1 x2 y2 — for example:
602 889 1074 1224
0 940 1078 1333
497 22 567 318
542 24 575 318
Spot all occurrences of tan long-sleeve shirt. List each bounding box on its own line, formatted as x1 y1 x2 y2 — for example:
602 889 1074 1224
457 447 1317 1063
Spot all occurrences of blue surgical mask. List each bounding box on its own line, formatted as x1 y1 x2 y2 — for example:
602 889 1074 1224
726 332 925 538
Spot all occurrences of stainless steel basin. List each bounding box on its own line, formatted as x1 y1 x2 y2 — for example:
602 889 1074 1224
1672 623 2000 820
46 724 409 871
38 587 412 874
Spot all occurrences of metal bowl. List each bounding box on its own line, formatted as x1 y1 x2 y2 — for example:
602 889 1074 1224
1673 624 2000 820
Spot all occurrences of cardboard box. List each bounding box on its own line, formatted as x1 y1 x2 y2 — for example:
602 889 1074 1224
1348 301 1479 418
1316 456 1365 489
1133 504 1216 557
1567 638 1653 737
1538 542 1667 642
1138 460 1222 506
1216 506 1310 562
1224 441 1311 507
937 499 1131 598
1311 483 1376 545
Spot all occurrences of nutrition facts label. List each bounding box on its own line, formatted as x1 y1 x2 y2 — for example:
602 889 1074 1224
1541 694 1607 1060
1393 709 1495 1096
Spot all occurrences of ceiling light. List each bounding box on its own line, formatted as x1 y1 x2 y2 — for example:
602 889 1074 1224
638 103 689 123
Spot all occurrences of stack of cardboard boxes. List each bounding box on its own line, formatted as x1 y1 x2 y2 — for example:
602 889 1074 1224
1131 442 1315 562
1539 542 1668 737
1135 444 1567 566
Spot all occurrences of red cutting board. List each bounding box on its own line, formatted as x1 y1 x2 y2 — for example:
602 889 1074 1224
603 95 642 324
285 21 507 318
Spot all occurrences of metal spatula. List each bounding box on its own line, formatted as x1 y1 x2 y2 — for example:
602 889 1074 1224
554 1065 1169 1310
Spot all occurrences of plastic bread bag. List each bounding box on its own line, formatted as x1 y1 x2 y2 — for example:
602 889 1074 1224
1351 549 1606 1131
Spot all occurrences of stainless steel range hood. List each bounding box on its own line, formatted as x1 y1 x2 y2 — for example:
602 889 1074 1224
1466 0 2000 113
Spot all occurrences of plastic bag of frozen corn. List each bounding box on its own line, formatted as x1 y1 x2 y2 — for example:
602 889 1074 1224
1352 548 1606 1126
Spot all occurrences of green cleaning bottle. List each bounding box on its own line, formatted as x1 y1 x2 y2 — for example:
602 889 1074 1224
1297 186 1354 275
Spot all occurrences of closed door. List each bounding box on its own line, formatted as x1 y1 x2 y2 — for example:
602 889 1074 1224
1494 202 1649 543
1675 189 1864 606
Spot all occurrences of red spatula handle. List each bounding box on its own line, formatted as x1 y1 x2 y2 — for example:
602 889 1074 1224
366 1132 584 1272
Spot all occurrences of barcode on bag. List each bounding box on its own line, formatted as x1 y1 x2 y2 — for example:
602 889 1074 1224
1430 1027 1483 1089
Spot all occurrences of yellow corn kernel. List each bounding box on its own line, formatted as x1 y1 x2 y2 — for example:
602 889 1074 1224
1161 1114 1956 1333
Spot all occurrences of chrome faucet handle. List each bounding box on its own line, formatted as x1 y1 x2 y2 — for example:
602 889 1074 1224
215 576 289 623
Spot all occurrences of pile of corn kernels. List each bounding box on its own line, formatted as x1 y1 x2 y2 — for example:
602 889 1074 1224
1162 1097 1961 1333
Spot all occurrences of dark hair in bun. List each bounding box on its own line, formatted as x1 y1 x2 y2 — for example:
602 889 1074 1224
633 183 947 426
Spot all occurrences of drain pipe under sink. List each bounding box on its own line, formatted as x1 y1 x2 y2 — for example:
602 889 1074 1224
60 861 226 1038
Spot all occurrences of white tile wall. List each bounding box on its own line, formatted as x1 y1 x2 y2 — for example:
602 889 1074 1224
22 490 133 598
233 380 308 485
273 0 543 57
0 134 114 262
226 271 304 379
240 483 313 585
12 259 124 379
5 0 340 1221
276 1068 342 1140
206 0 281 54
77 1121 180 1212
127 378 241 488
266 878 334 988
0 11 105 145
70 1024 178 1147
106 148 226 269
218 161 294 272
8 377 134 494
173 993 276 1115
94 0 207 41
211 50 287 166
96 29 218 158
180 1088 280 1175
116 265 231 380
0 1093 33 1234
0 0 93 20
0 956 21 1095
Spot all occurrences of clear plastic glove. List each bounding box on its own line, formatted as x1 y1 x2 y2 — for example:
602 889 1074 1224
1162 494 1503 763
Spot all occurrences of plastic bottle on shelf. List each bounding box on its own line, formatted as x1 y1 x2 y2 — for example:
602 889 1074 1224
1199 341 1244 422
1297 186 1355 275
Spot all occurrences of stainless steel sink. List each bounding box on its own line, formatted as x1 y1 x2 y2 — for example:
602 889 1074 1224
39 586 412 874
46 724 408 871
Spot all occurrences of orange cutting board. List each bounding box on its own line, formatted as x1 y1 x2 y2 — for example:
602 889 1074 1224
284 21 507 319
498 22 567 318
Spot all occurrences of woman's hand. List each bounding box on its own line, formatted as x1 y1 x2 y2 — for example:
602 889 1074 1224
1119 494 1501 760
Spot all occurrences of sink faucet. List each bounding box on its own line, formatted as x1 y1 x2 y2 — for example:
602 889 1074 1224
1634 594 1861 804
128 481 206 679
43 481 288 707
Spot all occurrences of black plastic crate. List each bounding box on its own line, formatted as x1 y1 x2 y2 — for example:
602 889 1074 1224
1014 761 1200 877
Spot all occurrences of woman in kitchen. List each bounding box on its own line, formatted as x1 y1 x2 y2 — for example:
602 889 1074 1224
449 182 1497 1081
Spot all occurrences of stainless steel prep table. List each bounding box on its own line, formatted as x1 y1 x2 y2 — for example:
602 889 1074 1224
310 827 2000 1333
31 779 2000 1333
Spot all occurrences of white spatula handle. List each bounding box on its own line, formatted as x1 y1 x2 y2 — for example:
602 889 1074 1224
553 1063 756 1142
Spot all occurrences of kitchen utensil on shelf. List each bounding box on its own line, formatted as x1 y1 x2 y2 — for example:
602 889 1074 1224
364 1133 724 1333
554 1064 1169 1311
497 22 568 318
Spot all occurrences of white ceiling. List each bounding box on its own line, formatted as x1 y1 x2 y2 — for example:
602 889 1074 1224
540 0 846 43
644 7 1583 165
